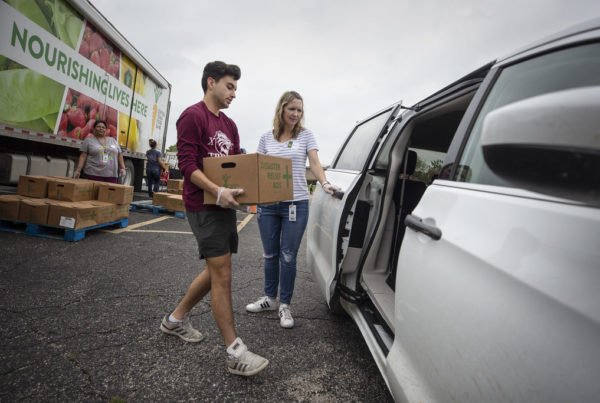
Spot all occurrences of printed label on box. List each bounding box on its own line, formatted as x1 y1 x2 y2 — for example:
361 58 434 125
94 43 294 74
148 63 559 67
59 216 76 228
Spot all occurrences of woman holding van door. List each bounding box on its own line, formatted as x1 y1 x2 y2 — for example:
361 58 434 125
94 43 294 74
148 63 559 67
74 119 126 183
245 91 340 328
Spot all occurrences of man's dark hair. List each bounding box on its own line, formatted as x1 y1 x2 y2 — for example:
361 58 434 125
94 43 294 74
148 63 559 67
201 61 241 93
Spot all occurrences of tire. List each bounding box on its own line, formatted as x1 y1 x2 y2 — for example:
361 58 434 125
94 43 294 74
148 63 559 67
328 293 347 316
120 159 135 186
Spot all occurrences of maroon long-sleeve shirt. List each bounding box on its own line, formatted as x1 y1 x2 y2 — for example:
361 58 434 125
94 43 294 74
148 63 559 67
176 101 241 211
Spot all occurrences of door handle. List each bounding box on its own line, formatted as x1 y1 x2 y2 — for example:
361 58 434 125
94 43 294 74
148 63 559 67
332 190 344 200
404 214 442 240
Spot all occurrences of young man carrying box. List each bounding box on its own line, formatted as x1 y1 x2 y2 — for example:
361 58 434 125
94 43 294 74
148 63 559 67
159 61 268 376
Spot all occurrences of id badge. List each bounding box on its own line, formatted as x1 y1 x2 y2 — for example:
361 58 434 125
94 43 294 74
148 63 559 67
101 148 109 164
289 204 296 222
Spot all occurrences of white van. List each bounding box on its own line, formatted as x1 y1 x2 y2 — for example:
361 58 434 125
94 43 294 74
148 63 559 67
307 18 600 402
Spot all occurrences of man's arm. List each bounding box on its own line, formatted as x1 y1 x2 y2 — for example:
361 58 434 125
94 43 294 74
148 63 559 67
189 168 219 199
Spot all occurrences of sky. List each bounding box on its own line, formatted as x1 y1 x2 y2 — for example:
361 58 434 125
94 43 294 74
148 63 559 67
90 0 598 165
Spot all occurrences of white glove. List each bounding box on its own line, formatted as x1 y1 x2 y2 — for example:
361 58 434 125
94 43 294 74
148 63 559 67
73 170 81 179
233 205 253 213
323 182 341 196
119 168 126 177
216 187 244 208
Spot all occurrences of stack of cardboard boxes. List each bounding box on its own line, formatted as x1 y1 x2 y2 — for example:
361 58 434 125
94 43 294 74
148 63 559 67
152 179 184 212
0 175 133 229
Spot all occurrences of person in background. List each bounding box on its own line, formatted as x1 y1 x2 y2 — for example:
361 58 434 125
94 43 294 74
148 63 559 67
74 119 125 183
159 61 269 377
246 91 340 328
146 139 169 198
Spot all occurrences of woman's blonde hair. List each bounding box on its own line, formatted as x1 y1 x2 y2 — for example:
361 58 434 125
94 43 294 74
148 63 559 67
273 91 304 141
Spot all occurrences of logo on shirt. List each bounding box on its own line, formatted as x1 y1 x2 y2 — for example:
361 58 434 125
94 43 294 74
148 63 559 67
208 130 233 157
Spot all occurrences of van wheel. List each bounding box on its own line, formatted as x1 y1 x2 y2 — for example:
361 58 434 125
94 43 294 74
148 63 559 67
328 294 347 316
120 159 135 186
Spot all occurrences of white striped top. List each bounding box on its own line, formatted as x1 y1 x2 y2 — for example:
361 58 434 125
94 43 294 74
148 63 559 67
257 129 318 201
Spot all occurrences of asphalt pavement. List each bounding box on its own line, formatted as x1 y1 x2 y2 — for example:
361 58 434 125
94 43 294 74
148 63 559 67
0 191 394 402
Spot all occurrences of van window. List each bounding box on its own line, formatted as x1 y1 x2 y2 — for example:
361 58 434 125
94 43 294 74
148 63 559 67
334 108 393 171
410 148 445 184
458 42 600 186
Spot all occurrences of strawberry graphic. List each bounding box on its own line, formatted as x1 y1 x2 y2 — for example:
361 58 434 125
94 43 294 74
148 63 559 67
67 127 82 139
100 48 110 70
88 33 103 52
108 124 117 138
90 51 101 68
67 107 86 128
88 107 98 121
107 62 119 78
59 114 68 130
79 40 89 57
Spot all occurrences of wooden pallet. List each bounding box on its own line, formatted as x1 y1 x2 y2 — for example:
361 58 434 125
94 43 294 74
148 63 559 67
129 200 186 219
0 218 128 242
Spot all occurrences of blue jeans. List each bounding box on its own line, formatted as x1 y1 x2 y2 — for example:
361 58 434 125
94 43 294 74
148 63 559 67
257 200 309 305
146 167 161 197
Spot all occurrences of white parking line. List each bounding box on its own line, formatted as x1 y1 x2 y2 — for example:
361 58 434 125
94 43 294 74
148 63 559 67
126 229 193 234
237 213 254 232
102 213 255 235
101 216 171 234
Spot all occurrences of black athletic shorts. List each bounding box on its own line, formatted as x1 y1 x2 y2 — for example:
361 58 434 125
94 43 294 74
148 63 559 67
187 209 238 259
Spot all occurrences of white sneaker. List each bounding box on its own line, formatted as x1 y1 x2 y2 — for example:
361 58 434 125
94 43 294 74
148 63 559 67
279 304 294 328
160 314 204 342
226 337 269 376
246 296 278 313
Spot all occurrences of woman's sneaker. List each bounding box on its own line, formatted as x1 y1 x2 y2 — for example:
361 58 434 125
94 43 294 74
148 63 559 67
279 304 294 328
226 337 269 376
160 314 204 342
245 296 278 313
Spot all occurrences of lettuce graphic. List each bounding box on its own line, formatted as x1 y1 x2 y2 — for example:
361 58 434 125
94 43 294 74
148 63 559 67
5 0 53 33
0 68 64 130
45 0 83 49
0 0 83 131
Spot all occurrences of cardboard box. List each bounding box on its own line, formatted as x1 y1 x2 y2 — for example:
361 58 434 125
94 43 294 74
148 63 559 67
74 178 100 199
203 153 293 204
84 200 115 224
167 179 184 194
17 175 49 198
47 178 95 202
113 204 130 220
152 192 171 206
18 198 50 225
0 194 22 220
47 201 99 229
96 183 134 204
165 195 185 212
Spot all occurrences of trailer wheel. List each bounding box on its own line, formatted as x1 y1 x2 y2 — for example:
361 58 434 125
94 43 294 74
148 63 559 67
120 159 135 186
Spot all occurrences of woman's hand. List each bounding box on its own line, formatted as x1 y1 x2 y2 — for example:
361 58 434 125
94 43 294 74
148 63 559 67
73 170 81 179
119 168 127 178
322 182 341 196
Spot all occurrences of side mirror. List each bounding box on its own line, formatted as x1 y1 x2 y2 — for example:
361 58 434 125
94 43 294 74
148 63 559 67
481 86 600 205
